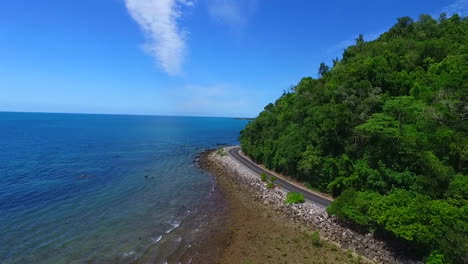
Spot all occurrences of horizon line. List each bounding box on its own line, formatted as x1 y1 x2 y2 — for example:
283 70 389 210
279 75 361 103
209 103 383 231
0 110 256 120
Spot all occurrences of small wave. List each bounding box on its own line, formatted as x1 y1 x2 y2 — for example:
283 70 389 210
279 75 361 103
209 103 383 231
165 219 181 234
151 235 163 244
120 250 135 257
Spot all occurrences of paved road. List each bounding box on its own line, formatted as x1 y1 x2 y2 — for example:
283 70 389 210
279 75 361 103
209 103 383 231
227 147 332 208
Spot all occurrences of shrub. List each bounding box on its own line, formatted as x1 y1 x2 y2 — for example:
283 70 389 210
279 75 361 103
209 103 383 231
425 251 445 264
266 182 275 189
329 188 468 262
269 175 277 182
216 148 227 156
310 231 322 247
285 192 305 204
260 173 267 182
326 188 381 227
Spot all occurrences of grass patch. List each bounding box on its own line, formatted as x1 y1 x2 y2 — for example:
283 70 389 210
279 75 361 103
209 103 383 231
350 255 364 264
216 148 227 156
310 231 322 247
261 173 277 183
261 173 277 189
260 172 267 182
285 192 305 204
328 243 339 251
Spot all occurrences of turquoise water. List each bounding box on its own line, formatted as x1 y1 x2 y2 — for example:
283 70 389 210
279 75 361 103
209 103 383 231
0 112 248 264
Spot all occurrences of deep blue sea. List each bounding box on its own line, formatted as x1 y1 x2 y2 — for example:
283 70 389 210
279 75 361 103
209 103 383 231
0 112 248 264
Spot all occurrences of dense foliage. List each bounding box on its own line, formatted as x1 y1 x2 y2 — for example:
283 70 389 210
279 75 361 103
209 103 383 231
240 14 467 263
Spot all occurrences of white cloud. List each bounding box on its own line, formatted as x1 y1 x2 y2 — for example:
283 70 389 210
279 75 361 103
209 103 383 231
442 0 468 16
125 0 194 75
207 0 258 31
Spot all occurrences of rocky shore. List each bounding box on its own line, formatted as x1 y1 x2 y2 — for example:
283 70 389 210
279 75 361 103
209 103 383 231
199 147 422 264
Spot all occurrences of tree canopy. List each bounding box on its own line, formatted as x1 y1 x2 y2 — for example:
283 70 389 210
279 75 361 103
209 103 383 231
240 14 467 263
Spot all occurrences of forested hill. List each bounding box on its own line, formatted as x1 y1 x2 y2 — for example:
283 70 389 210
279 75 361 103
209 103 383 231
240 14 467 263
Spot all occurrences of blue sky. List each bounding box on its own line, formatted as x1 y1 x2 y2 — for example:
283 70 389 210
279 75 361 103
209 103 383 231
0 0 466 117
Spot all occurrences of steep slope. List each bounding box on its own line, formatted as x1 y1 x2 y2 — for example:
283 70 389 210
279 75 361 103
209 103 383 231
240 14 467 263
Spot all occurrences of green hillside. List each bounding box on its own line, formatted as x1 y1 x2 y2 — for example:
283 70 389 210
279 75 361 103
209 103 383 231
240 14 467 263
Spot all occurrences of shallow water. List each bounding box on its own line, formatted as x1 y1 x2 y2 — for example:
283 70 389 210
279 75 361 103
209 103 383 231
0 112 248 264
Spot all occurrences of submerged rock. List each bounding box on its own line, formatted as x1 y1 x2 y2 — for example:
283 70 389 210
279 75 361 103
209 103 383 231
78 174 94 179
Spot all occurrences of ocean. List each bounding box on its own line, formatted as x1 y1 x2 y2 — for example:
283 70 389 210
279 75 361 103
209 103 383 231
0 112 249 264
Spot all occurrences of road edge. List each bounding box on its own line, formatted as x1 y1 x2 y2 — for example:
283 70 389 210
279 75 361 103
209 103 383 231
231 146 333 203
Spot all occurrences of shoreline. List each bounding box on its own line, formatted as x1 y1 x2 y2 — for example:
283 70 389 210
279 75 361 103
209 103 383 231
198 149 357 263
198 147 422 264
198 149 355 264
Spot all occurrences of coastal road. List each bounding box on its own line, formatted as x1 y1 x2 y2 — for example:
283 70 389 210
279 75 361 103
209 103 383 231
227 147 332 208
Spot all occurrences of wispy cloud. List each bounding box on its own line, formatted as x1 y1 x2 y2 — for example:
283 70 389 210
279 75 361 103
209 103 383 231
327 32 381 57
442 0 468 16
124 0 194 75
327 39 354 56
169 83 253 117
207 0 258 31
